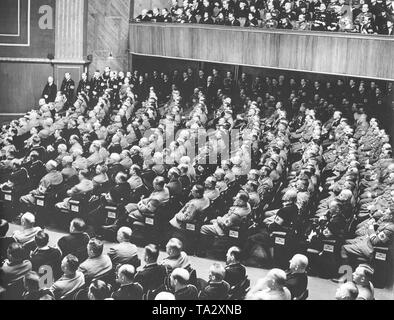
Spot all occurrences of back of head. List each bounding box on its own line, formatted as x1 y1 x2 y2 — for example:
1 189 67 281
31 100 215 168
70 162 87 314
8 242 25 262
89 280 112 300
283 189 297 204
21 212 36 228
70 218 86 233
118 264 135 281
290 254 309 272
117 227 132 242
35 230 49 248
227 246 242 262
194 184 205 198
145 244 160 263
88 238 104 258
210 263 226 282
154 176 166 189
171 268 190 286
266 268 287 289
167 238 183 255
336 282 359 300
63 254 80 273
155 292 176 300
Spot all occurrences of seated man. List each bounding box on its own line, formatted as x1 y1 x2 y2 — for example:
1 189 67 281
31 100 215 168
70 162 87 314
112 264 143 300
243 180 260 210
22 271 54 300
12 212 42 246
224 246 247 287
134 244 168 294
107 227 138 268
127 198 161 223
0 219 10 261
125 176 170 216
213 168 228 193
127 164 144 191
352 264 374 300
199 263 230 300
49 254 85 300
103 172 131 205
55 170 94 210
200 191 251 237
20 160 63 205
203 177 220 202
341 211 394 263
78 238 113 283
30 231 62 280
246 268 291 300
166 167 183 199
309 200 348 242
170 268 198 300
169 185 210 229
160 238 191 272
263 190 299 232
285 254 309 299
57 218 90 263
0 243 32 287
335 282 359 300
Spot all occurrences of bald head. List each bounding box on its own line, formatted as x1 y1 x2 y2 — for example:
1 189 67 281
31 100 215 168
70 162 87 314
335 282 359 300
289 254 308 273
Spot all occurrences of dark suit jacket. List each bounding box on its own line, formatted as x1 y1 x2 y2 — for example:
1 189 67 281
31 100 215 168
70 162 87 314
224 263 246 287
134 263 167 293
199 281 230 300
112 283 143 300
174 285 199 300
30 247 62 280
42 83 57 103
285 271 308 299
166 179 183 198
109 182 131 203
57 232 90 263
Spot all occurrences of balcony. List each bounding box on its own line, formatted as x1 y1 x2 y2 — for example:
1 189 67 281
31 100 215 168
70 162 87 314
130 22 394 81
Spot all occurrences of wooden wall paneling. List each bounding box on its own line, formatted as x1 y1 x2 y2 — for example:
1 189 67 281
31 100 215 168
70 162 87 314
129 23 394 81
0 62 52 114
87 0 131 72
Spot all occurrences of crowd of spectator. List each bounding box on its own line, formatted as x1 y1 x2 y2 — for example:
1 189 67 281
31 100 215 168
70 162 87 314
135 0 394 35
0 62 393 300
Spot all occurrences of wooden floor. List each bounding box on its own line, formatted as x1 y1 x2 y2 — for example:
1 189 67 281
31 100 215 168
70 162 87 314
6 224 394 300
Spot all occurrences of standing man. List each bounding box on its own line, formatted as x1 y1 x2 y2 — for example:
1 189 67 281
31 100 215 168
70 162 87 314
60 72 75 104
90 70 104 103
77 73 90 96
42 76 57 103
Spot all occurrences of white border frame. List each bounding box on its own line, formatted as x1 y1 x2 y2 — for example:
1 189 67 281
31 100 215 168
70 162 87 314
0 0 20 37
0 0 30 47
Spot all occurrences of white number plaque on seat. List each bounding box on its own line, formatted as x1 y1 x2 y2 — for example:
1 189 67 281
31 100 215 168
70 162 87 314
323 244 334 253
375 252 387 261
229 230 239 238
107 211 116 219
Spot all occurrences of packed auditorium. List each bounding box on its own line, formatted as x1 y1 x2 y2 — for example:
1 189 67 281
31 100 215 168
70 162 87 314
0 0 393 302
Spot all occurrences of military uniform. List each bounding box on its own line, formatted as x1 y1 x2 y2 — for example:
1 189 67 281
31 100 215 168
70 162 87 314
77 79 90 96
60 78 76 103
